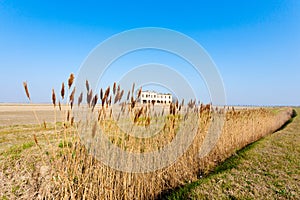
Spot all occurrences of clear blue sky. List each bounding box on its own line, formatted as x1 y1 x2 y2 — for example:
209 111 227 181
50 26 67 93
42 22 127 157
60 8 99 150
0 0 299 105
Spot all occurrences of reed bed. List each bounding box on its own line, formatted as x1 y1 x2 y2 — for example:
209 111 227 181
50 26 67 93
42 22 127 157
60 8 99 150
20 74 293 199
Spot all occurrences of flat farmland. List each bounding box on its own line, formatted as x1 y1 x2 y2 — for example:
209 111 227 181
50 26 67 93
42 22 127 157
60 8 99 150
0 104 66 126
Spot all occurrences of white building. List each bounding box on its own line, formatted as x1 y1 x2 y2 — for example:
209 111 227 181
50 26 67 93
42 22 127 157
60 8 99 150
140 91 172 104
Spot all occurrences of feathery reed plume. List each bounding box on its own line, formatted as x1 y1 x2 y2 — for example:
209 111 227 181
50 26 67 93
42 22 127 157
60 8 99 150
68 73 75 89
52 89 56 107
87 90 93 106
97 109 102 121
67 110 70 121
117 84 120 95
131 83 135 97
33 134 41 149
113 82 116 95
114 92 119 104
108 95 112 106
69 87 76 109
127 91 130 101
86 80 90 92
172 104 176 115
70 117 74 126
101 96 106 107
100 88 103 100
92 94 98 111
59 101 62 111
69 87 76 102
70 101 74 109
78 92 83 107
119 90 124 101
105 86 110 98
175 100 179 109
137 87 142 99
61 82 65 99
134 107 143 123
131 96 135 109
23 81 30 100
169 103 173 115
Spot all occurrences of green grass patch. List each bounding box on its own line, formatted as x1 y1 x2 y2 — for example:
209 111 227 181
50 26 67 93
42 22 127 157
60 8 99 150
1 141 35 159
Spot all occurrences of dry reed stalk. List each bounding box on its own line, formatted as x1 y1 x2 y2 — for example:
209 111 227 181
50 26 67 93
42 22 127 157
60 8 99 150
68 73 75 89
70 87 76 109
86 80 90 92
71 117 74 126
33 134 41 149
22 82 42 126
101 95 106 107
52 89 56 107
100 88 103 100
87 90 93 106
104 86 110 99
78 92 83 107
114 93 119 104
131 83 135 97
23 81 30 100
137 87 142 99
113 82 116 95
119 90 124 102
67 110 70 121
59 101 62 111
108 96 112 106
61 82 65 99
92 94 98 111
127 91 130 101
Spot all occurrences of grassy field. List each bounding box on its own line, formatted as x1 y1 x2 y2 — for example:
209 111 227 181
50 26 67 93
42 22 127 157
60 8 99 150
167 108 300 199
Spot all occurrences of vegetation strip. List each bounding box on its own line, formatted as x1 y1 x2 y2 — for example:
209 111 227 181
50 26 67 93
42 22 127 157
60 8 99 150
166 108 299 199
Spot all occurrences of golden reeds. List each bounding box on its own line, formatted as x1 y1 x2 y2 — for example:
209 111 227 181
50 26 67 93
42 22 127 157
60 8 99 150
29 78 294 200
23 81 30 100
61 82 65 99
52 89 56 107
87 90 93 106
68 73 75 89
69 87 75 109
86 80 90 92
78 92 83 107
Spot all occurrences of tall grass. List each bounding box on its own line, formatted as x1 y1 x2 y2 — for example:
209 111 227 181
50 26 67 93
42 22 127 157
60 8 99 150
22 74 294 199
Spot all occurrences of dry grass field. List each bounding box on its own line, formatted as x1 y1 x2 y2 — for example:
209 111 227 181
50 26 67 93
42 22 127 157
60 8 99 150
0 77 296 199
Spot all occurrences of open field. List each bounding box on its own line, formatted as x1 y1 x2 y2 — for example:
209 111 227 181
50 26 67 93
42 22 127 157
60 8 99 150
0 101 295 199
0 104 68 126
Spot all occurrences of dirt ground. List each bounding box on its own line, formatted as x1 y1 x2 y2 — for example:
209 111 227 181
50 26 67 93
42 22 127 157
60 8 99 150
0 103 67 126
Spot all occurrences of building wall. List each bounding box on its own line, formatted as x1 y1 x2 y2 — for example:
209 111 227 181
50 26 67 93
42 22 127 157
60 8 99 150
140 91 172 104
